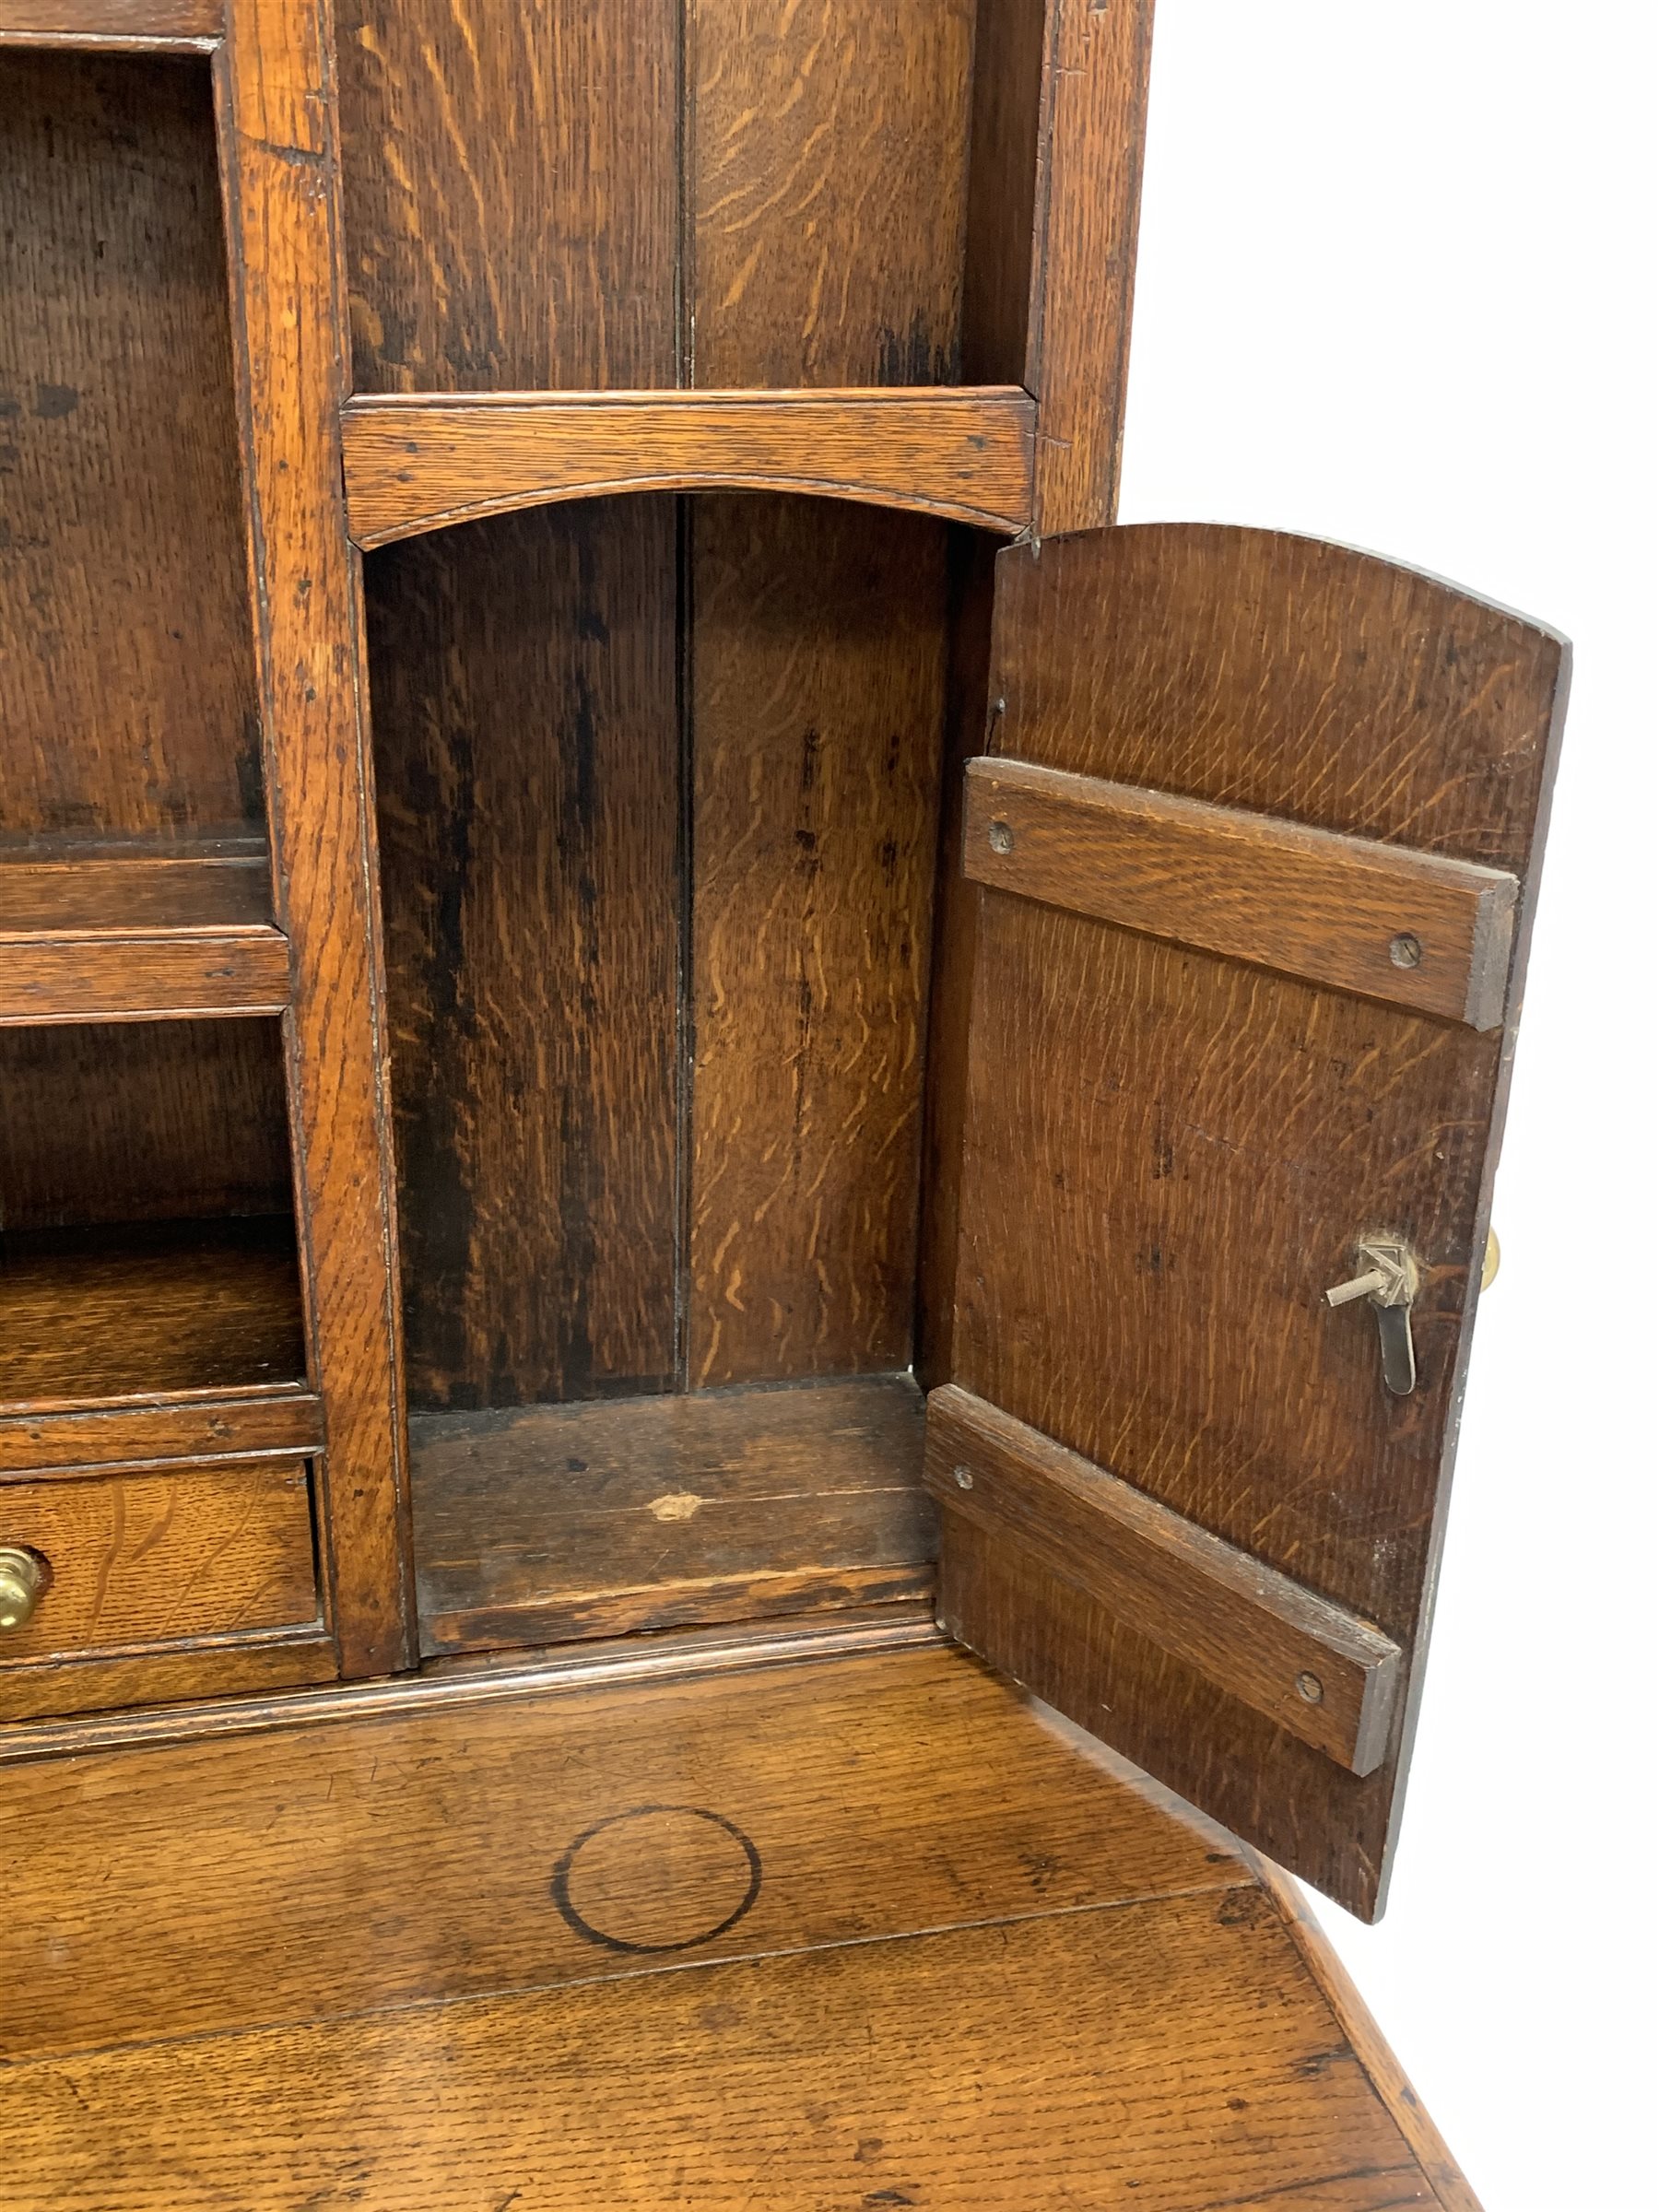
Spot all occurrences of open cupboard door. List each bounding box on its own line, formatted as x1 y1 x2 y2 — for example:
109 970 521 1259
924 524 1568 1921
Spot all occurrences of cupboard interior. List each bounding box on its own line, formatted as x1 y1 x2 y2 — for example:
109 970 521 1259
0 50 261 855
0 1019 305 1412
0 55 297 1422
336 0 1042 394
367 494 994 1654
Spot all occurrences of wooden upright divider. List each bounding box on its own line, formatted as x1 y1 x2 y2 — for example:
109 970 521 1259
214 0 413 1676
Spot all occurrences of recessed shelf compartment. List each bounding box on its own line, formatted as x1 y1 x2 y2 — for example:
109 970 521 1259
341 387 1037 548
414 1374 934 1656
1 1018 305 1420
0 1217 307 1414
0 830 288 1024
0 51 260 845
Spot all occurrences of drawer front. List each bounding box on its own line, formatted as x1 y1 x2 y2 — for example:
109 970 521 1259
0 1463 323 1712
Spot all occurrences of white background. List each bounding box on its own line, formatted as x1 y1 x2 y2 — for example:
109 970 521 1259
1115 4 1657 2205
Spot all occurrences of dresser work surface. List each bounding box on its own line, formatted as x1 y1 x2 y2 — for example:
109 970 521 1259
3 1632 1475 2211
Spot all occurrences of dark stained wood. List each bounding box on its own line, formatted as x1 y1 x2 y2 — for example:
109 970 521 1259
927 1384 1403 1775
412 1374 934 1653
944 524 1569 1917
960 0 1048 385
963 757 1520 1030
341 387 1037 547
916 528 999 1389
688 0 975 388
0 1461 319 1709
0 1645 1471 2210
1024 0 1157 534
0 1391 324 1477
0 1018 291 1230
0 833 271 934
335 0 677 394
214 0 414 1676
0 53 259 837
0 0 219 45
367 500 680 1412
688 497 948 1387
0 1218 305 1412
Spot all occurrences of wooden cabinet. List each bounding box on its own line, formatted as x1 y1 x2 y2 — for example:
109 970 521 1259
1 3 1564 2199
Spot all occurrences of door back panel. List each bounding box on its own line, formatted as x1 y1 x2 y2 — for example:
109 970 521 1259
933 524 1567 1917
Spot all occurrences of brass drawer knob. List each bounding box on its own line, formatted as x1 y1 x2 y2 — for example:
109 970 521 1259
0 1547 46 1632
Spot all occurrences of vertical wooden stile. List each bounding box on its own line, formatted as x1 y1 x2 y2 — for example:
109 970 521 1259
214 0 413 1674
1024 0 1156 535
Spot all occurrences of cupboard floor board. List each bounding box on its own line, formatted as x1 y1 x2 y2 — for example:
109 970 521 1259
0 1216 306 1410
410 1373 935 1653
0 1640 1471 2210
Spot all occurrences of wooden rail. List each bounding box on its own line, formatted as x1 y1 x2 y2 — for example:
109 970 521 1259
0 0 220 48
0 841 287 1023
340 387 1038 548
962 759 1520 1030
924 1387 1403 1778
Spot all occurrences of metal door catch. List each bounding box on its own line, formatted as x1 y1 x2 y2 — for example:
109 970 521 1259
1325 1238 1420 1396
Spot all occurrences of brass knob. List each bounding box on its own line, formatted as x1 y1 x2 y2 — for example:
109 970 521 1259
0 1547 46 1632
1481 1228 1501 1291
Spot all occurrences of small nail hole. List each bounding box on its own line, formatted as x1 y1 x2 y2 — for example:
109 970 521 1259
1389 933 1423 970
1295 1671 1324 1705
952 1464 974 1489
988 820 1014 857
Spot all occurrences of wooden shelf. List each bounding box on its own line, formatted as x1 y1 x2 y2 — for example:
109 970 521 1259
412 1373 935 1656
0 0 220 49
0 1216 308 1418
0 833 288 1024
341 387 1037 550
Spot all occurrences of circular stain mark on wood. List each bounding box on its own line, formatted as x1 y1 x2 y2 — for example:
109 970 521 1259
551 1806 762 1955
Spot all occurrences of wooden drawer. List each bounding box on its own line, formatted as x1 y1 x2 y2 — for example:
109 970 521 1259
0 1462 327 1722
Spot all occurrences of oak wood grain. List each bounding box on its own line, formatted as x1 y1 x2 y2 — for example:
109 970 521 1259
0 1218 305 1412
0 1630 335 1725
0 1641 1248 2059
0 1460 318 1687
0 926 290 1024
0 1017 291 1230
2 1895 1453 2211
688 497 948 1386
688 0 975 388
960 0 1048 387
927 1384 1403 1775
1025 0 1156 533
215 0 414 1676
341 388 1037 547
0 53 258 835
0 1390 324 1477
411 1374 934 1653
335 0 677 393
1251 1854 1487 2212
367 500 680 1411
0 0 219 44
945 524 1568 1916
963 757 1520 1030
0 833 271 934
0 1604 943 1764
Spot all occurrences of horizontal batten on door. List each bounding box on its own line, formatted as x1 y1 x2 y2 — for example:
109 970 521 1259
924 1386 1403 1778
961 758 1519 1030
339 388 1037 548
